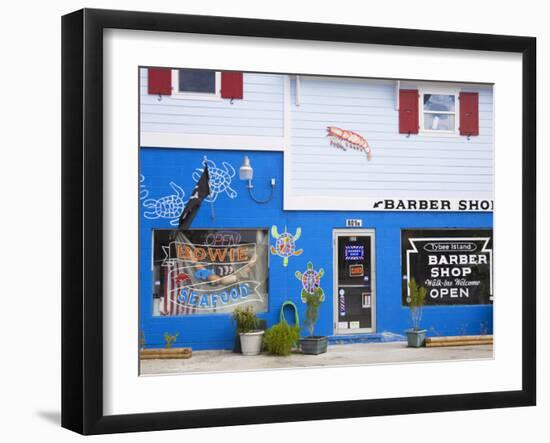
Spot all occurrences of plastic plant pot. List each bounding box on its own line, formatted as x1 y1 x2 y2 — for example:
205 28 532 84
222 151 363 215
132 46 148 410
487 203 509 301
299 336 328 355
234 319 267 353
406 329 427 348
239 330 265 356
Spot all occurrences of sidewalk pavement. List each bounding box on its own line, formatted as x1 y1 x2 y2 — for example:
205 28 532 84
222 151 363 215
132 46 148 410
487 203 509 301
140 341 493 375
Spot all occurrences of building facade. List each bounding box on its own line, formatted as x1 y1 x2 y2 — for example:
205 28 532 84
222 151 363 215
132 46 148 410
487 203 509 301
139 68 494 350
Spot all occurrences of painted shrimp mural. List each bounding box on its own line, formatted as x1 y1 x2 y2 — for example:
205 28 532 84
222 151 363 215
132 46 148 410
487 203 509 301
326 126 372 161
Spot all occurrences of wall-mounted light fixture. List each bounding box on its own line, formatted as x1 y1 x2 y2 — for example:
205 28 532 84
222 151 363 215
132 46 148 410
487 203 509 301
239 155 276 204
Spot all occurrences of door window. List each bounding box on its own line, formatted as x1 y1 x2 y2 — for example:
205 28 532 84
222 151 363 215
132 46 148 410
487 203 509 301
336 233 374 331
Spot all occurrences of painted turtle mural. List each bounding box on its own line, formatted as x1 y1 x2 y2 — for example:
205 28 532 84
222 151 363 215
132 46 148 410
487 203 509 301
143 181 187 226
192 160 237 203
295 261 325 303
270 225 303 267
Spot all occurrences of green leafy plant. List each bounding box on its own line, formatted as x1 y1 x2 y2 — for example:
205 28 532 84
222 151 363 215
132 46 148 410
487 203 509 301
163 331 179 348
232 305 260 334
263 321 300 356
406 278 427 331
302 290 324 336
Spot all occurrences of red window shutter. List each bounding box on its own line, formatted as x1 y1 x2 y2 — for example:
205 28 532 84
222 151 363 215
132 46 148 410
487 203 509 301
148 68 172 95
399 89 419 134
459 92 479 136
221 71 243 99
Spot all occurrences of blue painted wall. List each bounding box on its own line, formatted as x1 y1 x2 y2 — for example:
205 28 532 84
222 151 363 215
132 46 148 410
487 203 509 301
139 147 493 350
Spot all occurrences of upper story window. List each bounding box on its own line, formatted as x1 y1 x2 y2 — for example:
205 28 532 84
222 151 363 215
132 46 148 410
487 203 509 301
147 67 244 101
420 91 459 134
398 86 479 137
172 69 221 100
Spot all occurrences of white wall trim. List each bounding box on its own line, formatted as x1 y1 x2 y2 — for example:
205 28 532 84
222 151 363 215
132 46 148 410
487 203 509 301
284 196 494 212
295 75 301 106
283 75 292 209
395 80 400 111
140 132 285 151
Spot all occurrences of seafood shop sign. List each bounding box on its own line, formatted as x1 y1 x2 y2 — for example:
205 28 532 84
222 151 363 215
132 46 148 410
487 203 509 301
401 229 493 305
162 238 264 311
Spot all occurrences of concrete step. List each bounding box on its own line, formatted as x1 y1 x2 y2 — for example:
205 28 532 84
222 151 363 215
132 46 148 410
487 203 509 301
328 332 406 345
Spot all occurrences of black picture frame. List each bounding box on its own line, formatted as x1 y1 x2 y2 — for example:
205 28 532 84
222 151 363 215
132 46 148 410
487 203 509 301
61 8 536 435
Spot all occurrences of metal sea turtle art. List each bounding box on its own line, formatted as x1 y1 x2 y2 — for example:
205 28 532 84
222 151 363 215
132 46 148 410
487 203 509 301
192 159 237 203
139 174 149 200
270 225 303 267
143 181 187 226
295 261 325 303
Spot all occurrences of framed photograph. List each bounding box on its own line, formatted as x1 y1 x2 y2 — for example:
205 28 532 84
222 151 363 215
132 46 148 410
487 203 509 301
62 8 536 435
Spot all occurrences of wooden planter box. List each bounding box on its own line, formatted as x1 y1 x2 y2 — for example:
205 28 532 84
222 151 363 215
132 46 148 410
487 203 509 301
425 335 493 347
140 347 192 360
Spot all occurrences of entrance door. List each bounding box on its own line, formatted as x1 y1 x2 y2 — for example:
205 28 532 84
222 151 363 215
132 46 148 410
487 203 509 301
333 229 376 334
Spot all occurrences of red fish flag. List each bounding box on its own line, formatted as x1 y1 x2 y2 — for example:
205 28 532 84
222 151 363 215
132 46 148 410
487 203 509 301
178 160 211 230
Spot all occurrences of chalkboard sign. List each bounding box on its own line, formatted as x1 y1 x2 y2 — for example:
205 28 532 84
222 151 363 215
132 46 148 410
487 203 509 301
401 229 493 306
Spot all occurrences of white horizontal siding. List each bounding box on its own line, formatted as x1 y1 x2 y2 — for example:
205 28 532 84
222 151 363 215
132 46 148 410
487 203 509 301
292 130 493 142
292 139 493 152
290 188 495 197
139 68 284 138
288 76 494 203
141 123 281 137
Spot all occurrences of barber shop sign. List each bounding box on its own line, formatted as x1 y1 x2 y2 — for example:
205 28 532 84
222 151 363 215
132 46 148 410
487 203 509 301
401 229 493 305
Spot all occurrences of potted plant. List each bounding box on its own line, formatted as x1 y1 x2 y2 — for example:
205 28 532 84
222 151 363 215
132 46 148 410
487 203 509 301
233 305 264 356
233 317 267 353
263 320 300 356
163 331 179 348
406 278 427 347
296 262 328 355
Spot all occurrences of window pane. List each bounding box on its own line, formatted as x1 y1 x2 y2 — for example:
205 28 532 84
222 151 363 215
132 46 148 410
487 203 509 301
152 229 268 316
424 113 455 131
423 94 455 112
178 69 216 93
